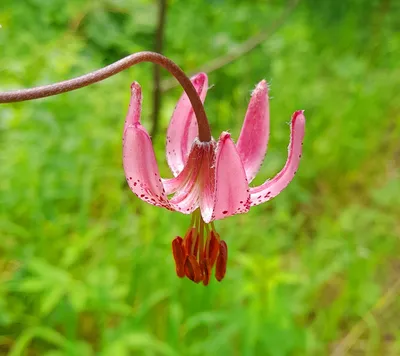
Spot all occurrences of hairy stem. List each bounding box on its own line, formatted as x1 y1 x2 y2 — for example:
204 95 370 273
0 51 211 142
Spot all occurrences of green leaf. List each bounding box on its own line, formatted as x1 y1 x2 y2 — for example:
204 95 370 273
40 287 65 316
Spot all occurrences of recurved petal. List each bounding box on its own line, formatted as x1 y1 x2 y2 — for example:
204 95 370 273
166 73 208 176
123 83 171 209
249 110 305 206
205 132 250 223
236 80 270 183
123 82 142 133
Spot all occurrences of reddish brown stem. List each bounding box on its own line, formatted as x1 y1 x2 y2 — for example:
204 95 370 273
0 51 211 142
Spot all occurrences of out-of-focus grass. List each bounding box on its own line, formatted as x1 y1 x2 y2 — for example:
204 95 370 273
0 0 399 355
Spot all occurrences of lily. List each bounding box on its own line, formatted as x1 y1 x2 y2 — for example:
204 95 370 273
123 73 305 285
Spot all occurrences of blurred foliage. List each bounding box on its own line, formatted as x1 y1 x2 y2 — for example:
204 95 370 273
0 0 400 355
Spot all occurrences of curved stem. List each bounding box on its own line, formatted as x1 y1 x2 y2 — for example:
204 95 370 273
0 51 211 142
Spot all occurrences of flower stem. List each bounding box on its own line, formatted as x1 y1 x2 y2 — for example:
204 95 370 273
0 51 212 142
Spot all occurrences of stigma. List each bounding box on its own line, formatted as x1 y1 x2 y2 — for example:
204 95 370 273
171 210 227 285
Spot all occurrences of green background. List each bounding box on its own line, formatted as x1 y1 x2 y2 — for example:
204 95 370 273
1 0 399 355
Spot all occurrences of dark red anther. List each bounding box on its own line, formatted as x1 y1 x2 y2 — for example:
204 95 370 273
201 259 212 286
192 232 199 257
182 228 194 255
171 237 185 278
183 228 199 257
185 255 203 283
207 231 220 267
215 240 228 282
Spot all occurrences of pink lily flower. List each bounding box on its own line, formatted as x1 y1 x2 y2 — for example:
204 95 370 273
123 73 305 285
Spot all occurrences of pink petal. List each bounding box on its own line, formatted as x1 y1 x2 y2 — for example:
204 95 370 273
162 139 205 195
123 83 171 209
169 180 200 214
198 142 216 223
166 140 216 216
205 132 250 223
249 110 305 206
168 143 205 214
166 73 209 176
123 82 142 133
236 80 270 183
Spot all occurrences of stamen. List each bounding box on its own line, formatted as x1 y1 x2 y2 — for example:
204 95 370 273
192 213 200 256
201 259 211 286
182 228 194 255
171 237 185 278
192 231 199 258
207 231 220 267
171 210 228 285
199 218 205 260
185 255 203 283
215 240 228 282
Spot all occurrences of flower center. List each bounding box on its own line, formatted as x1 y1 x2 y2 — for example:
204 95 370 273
171 210 227 286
